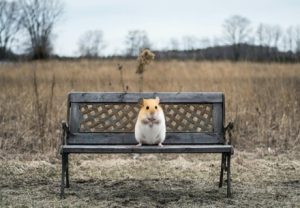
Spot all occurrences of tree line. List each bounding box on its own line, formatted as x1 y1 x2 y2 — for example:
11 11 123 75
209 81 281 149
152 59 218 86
1 0 300 62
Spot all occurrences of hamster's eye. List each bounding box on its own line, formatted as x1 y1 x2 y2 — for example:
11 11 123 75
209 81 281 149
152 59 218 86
146 106 149 110
155 106 157 109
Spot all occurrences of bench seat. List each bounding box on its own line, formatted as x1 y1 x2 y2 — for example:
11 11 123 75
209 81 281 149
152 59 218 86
61 145 234 154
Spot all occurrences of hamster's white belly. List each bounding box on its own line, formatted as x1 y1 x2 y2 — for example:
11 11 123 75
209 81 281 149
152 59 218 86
135 122 165 144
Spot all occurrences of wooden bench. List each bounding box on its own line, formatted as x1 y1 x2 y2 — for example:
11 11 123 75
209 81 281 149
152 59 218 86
60 92 234 198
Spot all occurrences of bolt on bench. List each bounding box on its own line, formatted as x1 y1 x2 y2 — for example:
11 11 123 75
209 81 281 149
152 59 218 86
60 92 234 198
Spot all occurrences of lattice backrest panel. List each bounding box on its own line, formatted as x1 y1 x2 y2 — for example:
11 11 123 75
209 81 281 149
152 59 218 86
79 103 213 133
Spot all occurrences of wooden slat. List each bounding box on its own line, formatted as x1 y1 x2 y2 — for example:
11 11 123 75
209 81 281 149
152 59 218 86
61 145 233 154
68 92 224 103
213 103 224 138
69 103 80 133
67 132 223 145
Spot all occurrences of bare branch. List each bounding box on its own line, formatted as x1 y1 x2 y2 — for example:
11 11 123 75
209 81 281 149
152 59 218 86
222 15 251 61
125 30 151 57
0 0 20 59
223 15 251 45
19 0 64 59
78 30 105 58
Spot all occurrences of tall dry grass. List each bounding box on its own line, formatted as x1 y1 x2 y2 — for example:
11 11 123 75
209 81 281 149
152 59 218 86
0 60 299 155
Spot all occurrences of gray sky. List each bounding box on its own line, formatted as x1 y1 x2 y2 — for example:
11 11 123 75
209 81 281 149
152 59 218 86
54 0 300 56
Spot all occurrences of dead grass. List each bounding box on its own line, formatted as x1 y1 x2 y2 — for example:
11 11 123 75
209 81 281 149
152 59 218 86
0 60 299 154
0 60 299 207
0 152 299 207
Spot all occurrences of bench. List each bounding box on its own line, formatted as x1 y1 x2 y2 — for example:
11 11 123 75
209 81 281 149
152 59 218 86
60 92 234 198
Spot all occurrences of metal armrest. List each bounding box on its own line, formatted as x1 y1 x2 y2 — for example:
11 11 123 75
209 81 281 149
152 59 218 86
61 121 69 145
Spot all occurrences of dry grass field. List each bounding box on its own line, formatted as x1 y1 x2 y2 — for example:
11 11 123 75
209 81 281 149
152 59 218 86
0 60 299 207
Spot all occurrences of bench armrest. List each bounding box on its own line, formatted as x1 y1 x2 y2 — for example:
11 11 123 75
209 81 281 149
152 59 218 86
61 121 69 145
224 122 234 145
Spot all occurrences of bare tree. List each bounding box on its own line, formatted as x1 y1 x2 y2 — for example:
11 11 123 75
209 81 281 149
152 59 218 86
282 34 289 52
272 25 282 49
223 15 251 61
285 25 300 53
0 1 20 59
286 26 295 52
182 36 198 50
212 37 222 47
199 38 211 49
256 23 283 60
19 0 64 59
295 26 300 53
168 38 179 50
125 30 151 57
256 23 264 47
256 23 269 47
256 23 282 48
78 30 105 58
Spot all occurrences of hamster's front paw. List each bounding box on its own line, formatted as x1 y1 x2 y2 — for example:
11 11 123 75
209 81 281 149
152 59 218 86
136 143 142 147
158 143 163 147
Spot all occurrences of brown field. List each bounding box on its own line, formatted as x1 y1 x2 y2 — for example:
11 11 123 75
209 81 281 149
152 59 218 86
0 60 300 207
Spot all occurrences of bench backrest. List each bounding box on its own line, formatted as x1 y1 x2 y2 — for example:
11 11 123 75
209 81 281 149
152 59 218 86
66 92 225 145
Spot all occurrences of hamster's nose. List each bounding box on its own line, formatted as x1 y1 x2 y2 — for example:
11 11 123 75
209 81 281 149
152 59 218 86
150 111 154 116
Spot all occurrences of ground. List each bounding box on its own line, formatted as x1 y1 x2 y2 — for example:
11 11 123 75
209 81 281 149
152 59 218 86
1 151 299 208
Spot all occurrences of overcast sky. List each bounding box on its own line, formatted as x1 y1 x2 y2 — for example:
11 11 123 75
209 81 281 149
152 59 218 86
53 0 300 56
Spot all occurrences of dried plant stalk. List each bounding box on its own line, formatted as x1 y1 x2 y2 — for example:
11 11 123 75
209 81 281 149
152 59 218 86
136 49 155 92
32 70 56 151
117 63 126 92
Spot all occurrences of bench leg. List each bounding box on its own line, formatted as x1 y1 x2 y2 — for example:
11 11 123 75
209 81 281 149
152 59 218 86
66 154 70 188
60 153 67 199
219 153 225 188
226 153 232 198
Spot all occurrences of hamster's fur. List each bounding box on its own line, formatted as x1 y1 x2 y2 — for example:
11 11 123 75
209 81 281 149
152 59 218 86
135 97 166 146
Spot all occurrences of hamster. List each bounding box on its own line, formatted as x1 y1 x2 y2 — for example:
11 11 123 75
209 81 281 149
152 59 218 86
135 97 166 147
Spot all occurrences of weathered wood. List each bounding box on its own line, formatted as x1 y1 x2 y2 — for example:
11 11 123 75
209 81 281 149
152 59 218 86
213 103 224 138
66 92 226 145
67 132 224 145
69 103 80 133
61 145 233 154
222 93 225 130
68 92 224 103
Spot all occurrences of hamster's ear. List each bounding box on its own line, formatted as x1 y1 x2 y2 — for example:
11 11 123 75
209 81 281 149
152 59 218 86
155 96 160 104
138 98 144 107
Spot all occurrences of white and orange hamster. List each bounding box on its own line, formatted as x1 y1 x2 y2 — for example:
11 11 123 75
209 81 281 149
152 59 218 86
135 97 166 147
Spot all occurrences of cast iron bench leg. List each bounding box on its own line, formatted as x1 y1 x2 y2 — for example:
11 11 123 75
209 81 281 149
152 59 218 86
219 153 225 188
227 153 232 197
66 154 70 188
60 153 67 198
